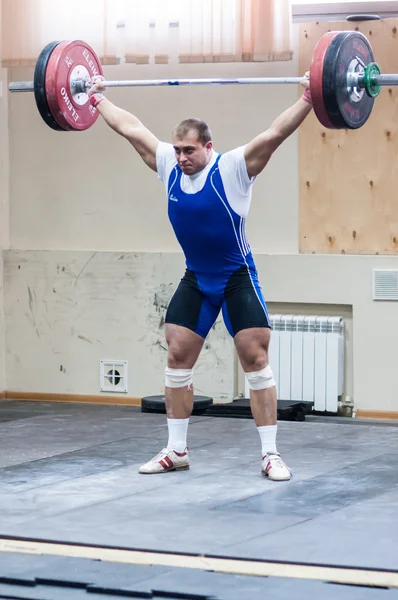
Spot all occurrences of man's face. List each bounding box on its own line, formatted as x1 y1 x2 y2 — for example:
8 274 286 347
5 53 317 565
172 130 213 175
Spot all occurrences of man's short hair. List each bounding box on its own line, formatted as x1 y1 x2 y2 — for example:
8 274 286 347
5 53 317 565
173 118 212 145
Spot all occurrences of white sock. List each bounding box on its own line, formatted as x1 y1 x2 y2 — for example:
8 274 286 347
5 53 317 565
167 418 189 453
257 424 278 457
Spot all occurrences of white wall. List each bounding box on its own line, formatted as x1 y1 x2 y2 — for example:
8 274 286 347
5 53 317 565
6 250 398 412
0 62 10 392
255 254 398 413
4 25 398 413
4 250 234 403
8 57 299 254
4 35 300 404
0 253 4 393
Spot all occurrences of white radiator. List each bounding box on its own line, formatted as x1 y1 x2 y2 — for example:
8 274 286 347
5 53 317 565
244 314 345 413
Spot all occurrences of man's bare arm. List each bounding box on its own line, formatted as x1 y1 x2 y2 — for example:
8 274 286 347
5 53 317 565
244 73 313 178
88 77 159 171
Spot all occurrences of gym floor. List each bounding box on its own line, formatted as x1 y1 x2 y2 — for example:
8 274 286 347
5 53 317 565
1 400 398 600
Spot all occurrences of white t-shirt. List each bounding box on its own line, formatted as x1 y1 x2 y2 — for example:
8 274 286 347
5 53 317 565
156 142 255 218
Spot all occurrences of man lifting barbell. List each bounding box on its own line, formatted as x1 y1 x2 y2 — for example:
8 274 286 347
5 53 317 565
8 28 390 478
84 71 313 480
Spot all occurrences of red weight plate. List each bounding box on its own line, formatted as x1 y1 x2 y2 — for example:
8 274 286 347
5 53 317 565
310 31 340 130
45 40 103 132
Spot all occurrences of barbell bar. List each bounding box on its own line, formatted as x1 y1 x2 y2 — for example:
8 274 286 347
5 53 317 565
11 71 398 93
76 72 398 90
9 71 398 95
6 30 395 132
9 73 398 97
9 77 307 93
9 72 398 95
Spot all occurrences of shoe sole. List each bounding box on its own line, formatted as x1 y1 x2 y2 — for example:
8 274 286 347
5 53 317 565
139 465 190 474
262 470 292 481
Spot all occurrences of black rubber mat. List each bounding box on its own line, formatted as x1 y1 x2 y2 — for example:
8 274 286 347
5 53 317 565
204 398 313 421
141 396 311 421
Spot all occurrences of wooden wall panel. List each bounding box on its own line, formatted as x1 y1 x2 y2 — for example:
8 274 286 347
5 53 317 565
299 18 398 254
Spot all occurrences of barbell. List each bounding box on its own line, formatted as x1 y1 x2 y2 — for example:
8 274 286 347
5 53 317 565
7 30 397 132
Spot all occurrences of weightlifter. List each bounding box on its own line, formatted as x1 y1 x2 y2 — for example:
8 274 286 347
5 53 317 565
87 72 313 481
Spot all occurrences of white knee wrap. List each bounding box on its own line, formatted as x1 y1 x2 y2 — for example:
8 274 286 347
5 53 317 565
245 365 275 390
165 367 193 389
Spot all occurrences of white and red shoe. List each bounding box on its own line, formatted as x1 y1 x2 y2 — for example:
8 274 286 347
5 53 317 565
138 447 189 474
262 452 292 481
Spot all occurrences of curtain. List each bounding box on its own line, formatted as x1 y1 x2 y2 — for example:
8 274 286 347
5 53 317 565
1 0 119 66
124 0 293 64
1 0 292 68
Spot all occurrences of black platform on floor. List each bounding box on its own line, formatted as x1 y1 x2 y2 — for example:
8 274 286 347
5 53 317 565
204 398 313 421
141 395 312 421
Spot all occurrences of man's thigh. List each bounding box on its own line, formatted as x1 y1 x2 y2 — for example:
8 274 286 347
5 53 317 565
221 266 270 337
166 269 220 339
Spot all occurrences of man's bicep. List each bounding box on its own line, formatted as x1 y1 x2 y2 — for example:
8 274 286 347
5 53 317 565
244 130 283 178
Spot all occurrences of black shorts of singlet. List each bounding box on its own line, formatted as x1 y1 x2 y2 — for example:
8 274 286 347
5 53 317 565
165 266 270 338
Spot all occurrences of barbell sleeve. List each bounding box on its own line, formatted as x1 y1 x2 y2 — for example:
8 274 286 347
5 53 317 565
8 82 35 92
371 74 398 86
